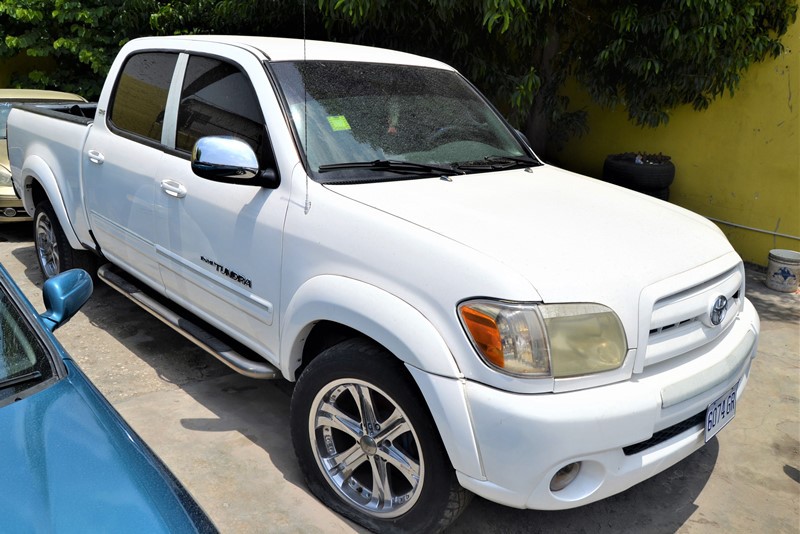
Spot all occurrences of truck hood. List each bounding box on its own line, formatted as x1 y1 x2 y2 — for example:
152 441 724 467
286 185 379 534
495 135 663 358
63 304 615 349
328 165 733 310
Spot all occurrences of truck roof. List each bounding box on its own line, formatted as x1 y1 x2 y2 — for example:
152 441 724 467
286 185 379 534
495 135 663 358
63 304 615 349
133 35 455 70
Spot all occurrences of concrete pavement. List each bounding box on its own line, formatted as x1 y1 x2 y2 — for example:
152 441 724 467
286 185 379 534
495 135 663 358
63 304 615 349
1 220 798 533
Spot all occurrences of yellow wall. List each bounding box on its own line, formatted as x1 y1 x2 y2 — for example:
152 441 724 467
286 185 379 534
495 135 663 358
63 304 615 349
558 20 799 266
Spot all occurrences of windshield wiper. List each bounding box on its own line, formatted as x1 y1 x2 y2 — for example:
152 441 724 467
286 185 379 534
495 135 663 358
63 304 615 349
0 370 42 390
455 155 542 171
318 159 463 176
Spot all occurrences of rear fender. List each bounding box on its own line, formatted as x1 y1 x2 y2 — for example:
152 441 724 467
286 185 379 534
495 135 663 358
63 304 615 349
20 155 83 249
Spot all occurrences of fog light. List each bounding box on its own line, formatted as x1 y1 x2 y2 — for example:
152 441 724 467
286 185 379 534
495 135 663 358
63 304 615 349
550 462 581 492
2 208 17 218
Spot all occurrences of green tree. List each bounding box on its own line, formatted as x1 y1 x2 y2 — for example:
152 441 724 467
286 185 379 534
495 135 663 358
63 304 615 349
0 0 329 99
2 0 795 154
319 0 797 154
0 0 151 97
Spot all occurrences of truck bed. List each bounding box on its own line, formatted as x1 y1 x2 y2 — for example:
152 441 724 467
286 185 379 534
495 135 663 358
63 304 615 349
14 101 97 123
7 103 98 247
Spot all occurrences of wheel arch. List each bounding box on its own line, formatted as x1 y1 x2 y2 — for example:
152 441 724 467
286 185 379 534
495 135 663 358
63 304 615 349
281 276 485 482
281 275 461 382
22 156 83 249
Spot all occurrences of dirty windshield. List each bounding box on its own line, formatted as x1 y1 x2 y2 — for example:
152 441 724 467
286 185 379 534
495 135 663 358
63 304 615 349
270 61 535 183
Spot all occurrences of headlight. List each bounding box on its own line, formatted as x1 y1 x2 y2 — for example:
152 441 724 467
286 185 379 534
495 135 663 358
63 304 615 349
458 300 627 378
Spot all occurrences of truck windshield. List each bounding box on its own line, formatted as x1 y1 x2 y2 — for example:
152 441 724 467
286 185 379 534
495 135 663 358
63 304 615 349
270 61 534 183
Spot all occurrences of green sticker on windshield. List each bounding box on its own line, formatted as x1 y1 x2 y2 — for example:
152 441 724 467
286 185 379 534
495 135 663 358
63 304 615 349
327 115 351 131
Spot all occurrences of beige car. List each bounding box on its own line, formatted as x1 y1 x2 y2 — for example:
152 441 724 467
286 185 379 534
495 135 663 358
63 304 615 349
1 89 86 222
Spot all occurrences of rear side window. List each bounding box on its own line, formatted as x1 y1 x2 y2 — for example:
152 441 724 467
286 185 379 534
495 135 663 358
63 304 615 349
176 55 264 154
109 52 178 142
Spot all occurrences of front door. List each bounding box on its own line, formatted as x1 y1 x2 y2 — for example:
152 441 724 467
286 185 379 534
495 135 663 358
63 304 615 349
154 50 287 362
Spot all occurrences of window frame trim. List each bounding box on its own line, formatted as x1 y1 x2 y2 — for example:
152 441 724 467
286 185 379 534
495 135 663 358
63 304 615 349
105 49 181 151
104 46 282 186
171 51 268 157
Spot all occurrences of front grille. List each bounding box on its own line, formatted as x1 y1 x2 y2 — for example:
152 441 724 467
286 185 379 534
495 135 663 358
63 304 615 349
641 264 744 369
623 411 705 456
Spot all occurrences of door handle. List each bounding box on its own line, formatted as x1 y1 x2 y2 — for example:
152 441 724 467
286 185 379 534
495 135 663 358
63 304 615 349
87 149 104 165
160 179 187 198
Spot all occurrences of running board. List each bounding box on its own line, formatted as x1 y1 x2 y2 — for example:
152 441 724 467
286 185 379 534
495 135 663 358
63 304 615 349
97 264 280 379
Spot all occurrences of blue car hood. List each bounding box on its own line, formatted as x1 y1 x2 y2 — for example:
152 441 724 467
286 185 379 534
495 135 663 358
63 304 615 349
0 360 212 533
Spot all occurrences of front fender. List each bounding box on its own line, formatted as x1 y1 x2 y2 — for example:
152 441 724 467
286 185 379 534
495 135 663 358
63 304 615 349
281 275 485 481
280 275 461 380
20 155 83 250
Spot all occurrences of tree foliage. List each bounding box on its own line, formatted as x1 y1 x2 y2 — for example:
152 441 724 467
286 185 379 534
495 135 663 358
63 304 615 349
569 0 799 127
0 0 148 97
317 1 564 131
320 0 797 148
1 0 796 150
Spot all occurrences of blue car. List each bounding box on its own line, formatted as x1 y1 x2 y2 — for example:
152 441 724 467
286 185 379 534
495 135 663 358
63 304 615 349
0 264 216 533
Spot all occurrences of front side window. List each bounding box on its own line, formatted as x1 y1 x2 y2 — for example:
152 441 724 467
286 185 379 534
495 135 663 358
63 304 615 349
0 288 53 405
176 55 264 154
270 61 530 182
109 52 179 142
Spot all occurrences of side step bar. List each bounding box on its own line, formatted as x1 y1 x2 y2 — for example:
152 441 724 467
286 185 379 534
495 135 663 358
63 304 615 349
97 264 280 379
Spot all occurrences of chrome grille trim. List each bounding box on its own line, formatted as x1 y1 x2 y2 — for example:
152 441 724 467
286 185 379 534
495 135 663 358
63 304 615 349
635 260 746 372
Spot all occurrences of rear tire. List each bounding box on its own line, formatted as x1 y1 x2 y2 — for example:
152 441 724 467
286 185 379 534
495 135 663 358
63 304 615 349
290 338 471 533
33 200 97 280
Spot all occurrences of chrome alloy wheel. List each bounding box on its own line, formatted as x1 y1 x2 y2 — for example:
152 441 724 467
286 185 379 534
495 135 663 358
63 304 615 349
35 210 60 278
309 378 424 518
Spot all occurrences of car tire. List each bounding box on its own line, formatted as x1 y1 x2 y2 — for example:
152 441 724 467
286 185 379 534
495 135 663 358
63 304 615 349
290 338 471 534
649 187 670 201
602 155 675 191
34 200 97 280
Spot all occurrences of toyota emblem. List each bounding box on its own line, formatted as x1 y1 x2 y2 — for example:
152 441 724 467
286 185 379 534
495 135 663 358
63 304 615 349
710 295 728 326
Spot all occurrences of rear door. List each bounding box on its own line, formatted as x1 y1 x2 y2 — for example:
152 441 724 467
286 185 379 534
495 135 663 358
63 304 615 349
82 52 180 291
154 45 288 362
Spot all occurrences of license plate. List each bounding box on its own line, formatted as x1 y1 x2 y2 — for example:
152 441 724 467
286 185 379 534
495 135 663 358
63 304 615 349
705 381 738 442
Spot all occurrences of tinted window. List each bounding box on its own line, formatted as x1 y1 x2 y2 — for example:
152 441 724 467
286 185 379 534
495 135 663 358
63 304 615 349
176 55 264 154
110 52 178 142
0 289 53 404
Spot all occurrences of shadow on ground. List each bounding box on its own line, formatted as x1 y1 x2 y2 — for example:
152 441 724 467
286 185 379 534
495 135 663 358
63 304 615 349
447 441 717 533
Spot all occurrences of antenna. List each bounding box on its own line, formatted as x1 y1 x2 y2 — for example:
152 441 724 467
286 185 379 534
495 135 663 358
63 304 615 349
303 0 311 214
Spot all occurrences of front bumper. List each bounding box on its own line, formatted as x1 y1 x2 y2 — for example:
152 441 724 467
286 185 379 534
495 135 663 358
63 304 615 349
0 189 31 223
414 298 759 510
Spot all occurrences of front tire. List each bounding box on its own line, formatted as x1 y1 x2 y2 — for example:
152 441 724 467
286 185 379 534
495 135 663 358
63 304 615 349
34 200 96 280
290 339 470 533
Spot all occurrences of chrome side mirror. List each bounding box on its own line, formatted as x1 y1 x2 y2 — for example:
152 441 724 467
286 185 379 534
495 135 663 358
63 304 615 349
191 136 278 188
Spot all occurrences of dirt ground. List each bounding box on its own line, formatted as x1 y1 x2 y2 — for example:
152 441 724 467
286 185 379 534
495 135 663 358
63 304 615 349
1 220 798 533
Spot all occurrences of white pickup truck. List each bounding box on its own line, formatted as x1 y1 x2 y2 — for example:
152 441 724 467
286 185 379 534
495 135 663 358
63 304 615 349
8 36 760 533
